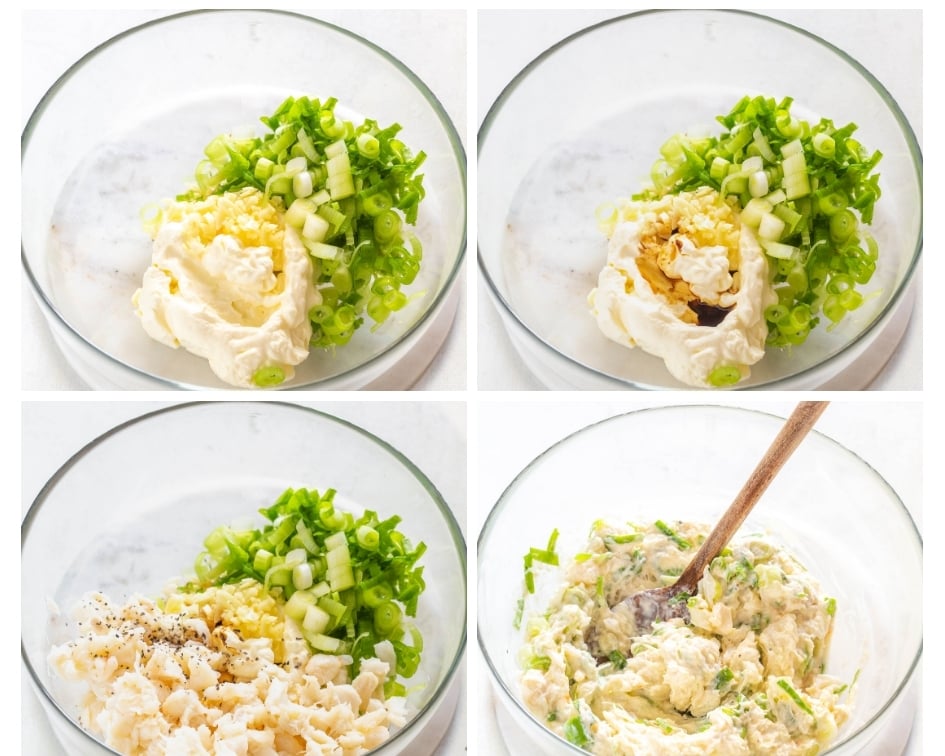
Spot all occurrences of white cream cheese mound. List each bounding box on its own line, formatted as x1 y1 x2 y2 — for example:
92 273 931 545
49 580 407 755
519 520 853 756
589 188 777 387
133 188 318 388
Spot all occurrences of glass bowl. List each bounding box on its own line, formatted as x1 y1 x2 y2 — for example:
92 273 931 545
22 10 466 390
478 10 922 389
22 402 467 755
478 404 922 754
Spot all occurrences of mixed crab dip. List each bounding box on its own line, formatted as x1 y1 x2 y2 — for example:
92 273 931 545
589 188 777 387
49 580 406 755
519 520 853 755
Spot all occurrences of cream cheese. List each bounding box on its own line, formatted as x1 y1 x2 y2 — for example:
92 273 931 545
589 189 777 387
133 191 318 388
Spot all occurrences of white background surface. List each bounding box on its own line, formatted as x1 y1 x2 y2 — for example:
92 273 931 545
19 7 931 756
22 400 467 756
477 10 923 390
21 9 468 391
473 397 923 755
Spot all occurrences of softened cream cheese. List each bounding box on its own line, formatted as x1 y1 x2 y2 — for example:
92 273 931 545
589 188 777 387
133 188 318 388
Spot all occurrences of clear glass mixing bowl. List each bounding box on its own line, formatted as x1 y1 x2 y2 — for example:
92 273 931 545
478 10 922 389
23 10 466 389
478 404 922 754
22 402 467 754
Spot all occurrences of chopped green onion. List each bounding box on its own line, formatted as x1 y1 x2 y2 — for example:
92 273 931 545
655 520 691 550
608 650 627 670
252 365 285 388
527 655 552 671
356 525 380 550
829 209 858 244
183 486 427 687
174 95 426 349
373 601 403 635
564 716 592 748
777 679 815 717
714 667 734 689
707 365 743 387
634 94 882 351
362 583 394 609
523 529 560 594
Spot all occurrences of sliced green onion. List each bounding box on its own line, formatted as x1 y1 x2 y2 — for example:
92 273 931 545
183 486 426 687
714 667 734 689
356 133 380 159
829 209 858 244
564 716 592 748
356 525 380 550
812 132 836 158
777 679 815 717
631 94 882 353
655 520 691 550
707 364 743 387
373 601 403 635
374 210 402 244
362 191 393 217
172 95 426 350
252 365 285 388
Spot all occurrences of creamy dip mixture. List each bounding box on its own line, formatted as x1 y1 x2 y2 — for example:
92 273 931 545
589 188 777 387
519 520 852 755
49 580 405 755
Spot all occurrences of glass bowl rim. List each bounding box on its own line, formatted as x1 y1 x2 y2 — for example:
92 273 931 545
22 400 468 755
476 403 923 754
21 8 468 391
477 8 923 391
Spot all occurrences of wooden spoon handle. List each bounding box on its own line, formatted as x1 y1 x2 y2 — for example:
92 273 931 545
676 401 829 592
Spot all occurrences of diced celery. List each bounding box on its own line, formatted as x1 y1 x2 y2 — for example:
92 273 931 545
285 198 317 228
748 170 769 198
317 595 347 618
308 633 343 653
285 155 308 176
253 157 275 182
302 604 332 634
781 139 803 158
709 156 730 182
253 548 274 573
740 197 773 228
293 561 314 590
761 240 799 260
306 242 342 260
302 213 330 243
328 563 355 591
293 171 314 198
285 589 317 622
758 212 786 241
325 139 347 159
741 155 764 175
310 581 331 599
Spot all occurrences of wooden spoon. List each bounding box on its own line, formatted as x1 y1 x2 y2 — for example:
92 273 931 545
622 401 829 634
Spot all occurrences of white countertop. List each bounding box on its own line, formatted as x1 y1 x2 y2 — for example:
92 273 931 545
477 10 923 391
21 9 468 391
473 397 923 755
21 400 467 755
18 8 929 756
